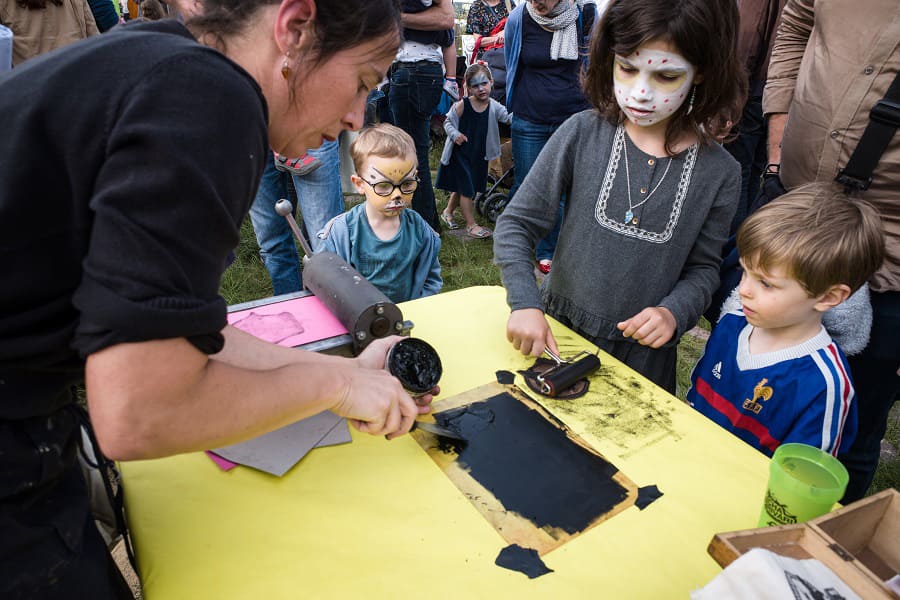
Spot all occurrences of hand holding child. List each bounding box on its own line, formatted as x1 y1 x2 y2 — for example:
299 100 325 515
617 307 677 348
507 308 559 357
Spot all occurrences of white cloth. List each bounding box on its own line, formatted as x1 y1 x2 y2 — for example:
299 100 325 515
395 39 443 64
692 548 861 600
525 0 581 60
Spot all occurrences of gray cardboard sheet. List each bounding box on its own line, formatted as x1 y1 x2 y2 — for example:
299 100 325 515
213 412 350 476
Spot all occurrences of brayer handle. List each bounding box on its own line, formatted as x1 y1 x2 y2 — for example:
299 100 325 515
542 354 601 397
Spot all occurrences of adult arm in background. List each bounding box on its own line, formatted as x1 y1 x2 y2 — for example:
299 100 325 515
466 1 505 46
762 0 814 166
402 0 454 31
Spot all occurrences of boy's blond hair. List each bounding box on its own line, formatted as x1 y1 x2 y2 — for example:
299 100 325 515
350 123 416 175
736 183 885 296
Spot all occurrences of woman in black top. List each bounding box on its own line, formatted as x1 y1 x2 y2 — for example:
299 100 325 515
0 1 434 596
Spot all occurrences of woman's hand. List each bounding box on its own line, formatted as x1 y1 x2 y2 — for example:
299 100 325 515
507 308 558 357
352 336 438 437
454 133 468 146
617 306 676 348
332 366 426 439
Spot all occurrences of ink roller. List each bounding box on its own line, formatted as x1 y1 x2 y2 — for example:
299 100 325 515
536 349 601 397
275 198 403 353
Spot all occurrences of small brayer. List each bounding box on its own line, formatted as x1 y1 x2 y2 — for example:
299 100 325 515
536 349 601 397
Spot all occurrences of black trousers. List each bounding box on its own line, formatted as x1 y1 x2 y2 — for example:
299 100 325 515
0 408 133 599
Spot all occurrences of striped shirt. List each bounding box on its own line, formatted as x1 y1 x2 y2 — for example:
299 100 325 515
687 311 856 457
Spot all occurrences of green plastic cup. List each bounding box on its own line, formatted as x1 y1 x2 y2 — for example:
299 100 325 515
757 443 849 527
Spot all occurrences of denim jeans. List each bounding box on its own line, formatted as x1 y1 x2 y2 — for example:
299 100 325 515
249 140 344 295
724 96 767 235
839 290 900 502
389 60 443 232
510 115 564 261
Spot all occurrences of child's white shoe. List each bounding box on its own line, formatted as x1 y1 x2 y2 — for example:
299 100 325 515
443 78 460 101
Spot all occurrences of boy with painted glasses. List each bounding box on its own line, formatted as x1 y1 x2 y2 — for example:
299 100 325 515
687 184 885 458
317 124 442 303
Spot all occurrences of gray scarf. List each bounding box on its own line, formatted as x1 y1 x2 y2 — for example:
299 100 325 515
525 0 581 61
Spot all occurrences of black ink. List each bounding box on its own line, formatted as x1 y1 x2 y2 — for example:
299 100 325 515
387 338 442 394
433 392 628 534
635 485 663 510
495 370 515 385
495 544 553 579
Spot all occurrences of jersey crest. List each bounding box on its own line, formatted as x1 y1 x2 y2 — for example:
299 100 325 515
742 378 774 415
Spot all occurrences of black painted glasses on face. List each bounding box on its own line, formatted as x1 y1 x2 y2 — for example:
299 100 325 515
362 177 419 196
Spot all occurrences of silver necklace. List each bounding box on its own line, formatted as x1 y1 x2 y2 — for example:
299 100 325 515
623 142 673 225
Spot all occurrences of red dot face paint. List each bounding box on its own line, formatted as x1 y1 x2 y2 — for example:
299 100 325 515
612 42 696 129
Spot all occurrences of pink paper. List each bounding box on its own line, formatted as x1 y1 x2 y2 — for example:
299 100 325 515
228 295 348 347
206 451 238 471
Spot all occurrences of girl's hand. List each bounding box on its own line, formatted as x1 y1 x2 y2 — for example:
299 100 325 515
617 307 677 348
454 133 468 146
507 308 558 357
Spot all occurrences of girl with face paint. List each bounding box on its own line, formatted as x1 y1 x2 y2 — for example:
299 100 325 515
436 64 513 238
494 0 746 392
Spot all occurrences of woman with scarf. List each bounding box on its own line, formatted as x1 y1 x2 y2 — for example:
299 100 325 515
503 0 595 274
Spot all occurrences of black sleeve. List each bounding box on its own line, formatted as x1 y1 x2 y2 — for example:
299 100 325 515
71 50 268 358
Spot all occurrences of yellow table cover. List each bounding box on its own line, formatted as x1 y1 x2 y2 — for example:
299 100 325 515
120 286 769 598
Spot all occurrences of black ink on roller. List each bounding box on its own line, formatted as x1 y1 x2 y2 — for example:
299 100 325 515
385 337 442 396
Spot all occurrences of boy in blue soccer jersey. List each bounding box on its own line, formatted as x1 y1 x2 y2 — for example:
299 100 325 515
317 124 442 303
687 184 885 457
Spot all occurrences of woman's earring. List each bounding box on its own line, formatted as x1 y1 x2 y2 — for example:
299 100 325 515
685 85 697 115
281 53 292 80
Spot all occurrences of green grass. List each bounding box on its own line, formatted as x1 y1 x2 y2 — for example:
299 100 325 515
869 404 900 496
222 147 898 499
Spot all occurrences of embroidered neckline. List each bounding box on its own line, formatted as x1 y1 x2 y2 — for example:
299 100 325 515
594 124 698 243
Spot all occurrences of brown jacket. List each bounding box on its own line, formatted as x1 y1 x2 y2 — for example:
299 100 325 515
764 0 900 292
737 0 786 93
0 0 99 66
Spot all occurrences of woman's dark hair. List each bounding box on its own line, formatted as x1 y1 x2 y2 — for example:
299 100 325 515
17 0 63 9
188 0 401 66
583 0 747 154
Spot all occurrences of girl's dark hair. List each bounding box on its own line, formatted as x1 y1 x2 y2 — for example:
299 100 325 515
583 0 747 154
17 0 63 9
188 0 401 66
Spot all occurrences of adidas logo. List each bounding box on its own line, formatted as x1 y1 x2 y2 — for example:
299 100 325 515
712 362 722 380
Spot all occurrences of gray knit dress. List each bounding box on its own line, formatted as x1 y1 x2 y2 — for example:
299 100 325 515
494 110 741 392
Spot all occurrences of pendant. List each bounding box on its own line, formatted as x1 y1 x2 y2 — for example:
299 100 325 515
624 210 634 224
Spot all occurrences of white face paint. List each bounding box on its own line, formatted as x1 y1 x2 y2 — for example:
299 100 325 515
612 41 696 129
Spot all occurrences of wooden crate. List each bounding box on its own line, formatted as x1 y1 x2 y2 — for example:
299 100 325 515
709 488 900 599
